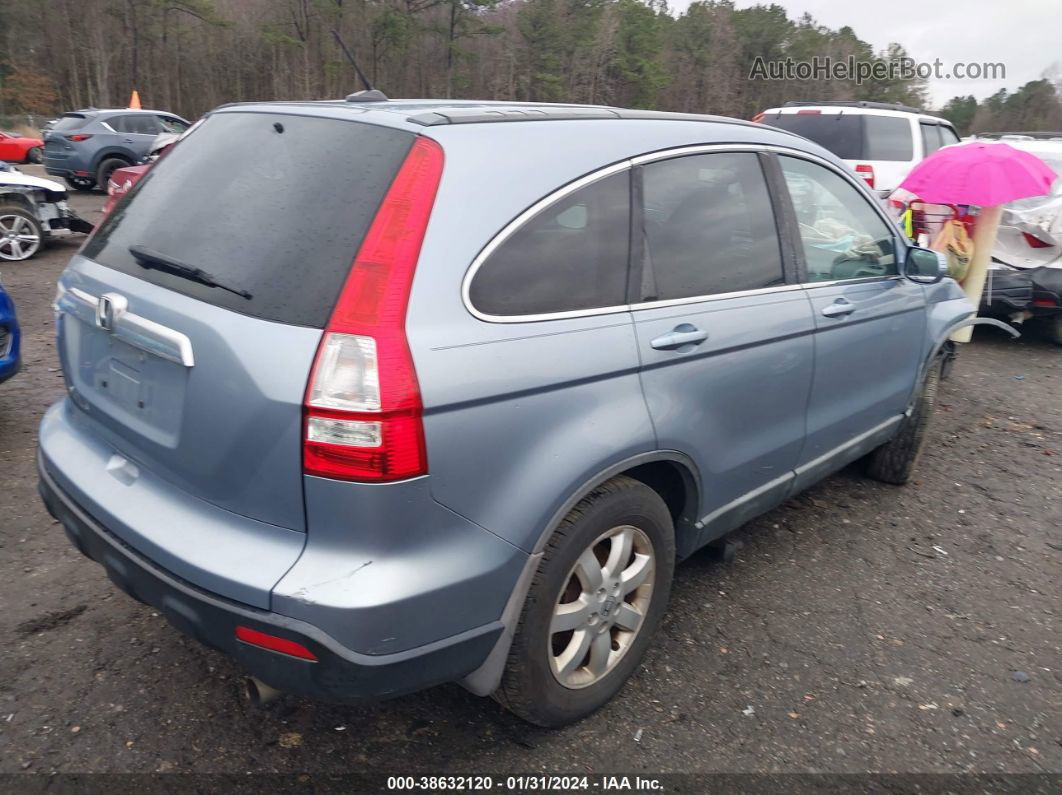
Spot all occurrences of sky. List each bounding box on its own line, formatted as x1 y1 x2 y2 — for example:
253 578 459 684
668 0 1062 108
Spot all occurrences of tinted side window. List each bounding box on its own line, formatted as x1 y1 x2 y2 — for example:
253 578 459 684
469 171 630 316
920 122 943 155
864 116 914 161
780 156 898 282
640 152 784 300
158 116 190 134
939 125 960 147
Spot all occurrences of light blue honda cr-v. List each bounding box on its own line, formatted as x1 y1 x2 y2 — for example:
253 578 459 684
37 97 1008 727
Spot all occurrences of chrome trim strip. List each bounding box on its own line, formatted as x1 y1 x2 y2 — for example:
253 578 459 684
55 284 195 367
632 283 802 312
695 470 793 529
461 142 905 324
794 415 903 477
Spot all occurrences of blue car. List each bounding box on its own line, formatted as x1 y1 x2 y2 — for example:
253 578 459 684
0 279 20 383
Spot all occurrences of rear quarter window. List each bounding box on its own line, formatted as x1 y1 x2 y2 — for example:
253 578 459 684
467 171 631 317
83 112 414 327
863 116 914 161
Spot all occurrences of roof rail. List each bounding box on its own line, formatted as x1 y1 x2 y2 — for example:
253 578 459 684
405 105 773 132
783 100 927 115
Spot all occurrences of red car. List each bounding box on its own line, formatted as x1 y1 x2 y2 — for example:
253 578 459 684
101 163 150 217
0 130 44 164
100 131 180 217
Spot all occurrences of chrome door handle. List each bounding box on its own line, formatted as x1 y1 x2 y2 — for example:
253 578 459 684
650 325 708 351
822 300 856 318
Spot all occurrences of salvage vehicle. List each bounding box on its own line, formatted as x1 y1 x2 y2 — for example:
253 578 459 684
0 129 44 164
39 97 1010 728
0 276 20 384
43 108 190 191
755 101 960 196
0 163 93 261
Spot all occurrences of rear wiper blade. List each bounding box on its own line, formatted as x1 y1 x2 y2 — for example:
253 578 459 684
129 245 252 300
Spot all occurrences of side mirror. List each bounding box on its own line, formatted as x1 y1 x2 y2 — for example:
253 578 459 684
904 246 947 284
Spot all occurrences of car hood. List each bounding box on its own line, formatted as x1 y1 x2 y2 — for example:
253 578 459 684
0 170 65 193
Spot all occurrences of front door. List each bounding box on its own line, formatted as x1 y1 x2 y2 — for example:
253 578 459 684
631 150 816 542
776 154 926 489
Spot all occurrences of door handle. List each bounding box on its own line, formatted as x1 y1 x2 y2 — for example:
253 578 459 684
650 324 708 351
123 138 135 143
821 300 856 318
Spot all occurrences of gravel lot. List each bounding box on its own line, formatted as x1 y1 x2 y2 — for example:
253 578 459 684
1 168 1059 776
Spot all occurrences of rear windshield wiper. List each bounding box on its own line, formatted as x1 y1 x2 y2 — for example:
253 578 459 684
129 245 253 300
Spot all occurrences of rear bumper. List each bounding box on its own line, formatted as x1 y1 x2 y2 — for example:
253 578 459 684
38 455 503 702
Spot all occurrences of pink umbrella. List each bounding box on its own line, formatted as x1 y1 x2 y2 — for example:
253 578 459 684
900 141 1056 206
899 141 1057 342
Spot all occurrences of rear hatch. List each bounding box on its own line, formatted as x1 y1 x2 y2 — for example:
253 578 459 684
58 109 414 532
43 112 91 168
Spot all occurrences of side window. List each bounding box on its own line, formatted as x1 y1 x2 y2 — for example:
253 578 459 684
863 116 914 161
113 115 158 135
468 171 630 317
939 125 960 147
920 122 943 155
779 156 898 283
158 116 190 134
639 152 784 300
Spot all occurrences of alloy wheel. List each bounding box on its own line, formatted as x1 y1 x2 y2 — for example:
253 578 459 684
549 524 655 689
0 214 41 261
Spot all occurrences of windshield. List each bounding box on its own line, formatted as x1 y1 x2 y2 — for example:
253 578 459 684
83 111 415 327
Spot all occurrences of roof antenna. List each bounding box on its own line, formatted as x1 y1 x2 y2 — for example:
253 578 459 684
332 30 389 102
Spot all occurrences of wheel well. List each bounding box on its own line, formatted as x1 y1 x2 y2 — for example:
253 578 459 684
0 192 34 211
621 460 700 558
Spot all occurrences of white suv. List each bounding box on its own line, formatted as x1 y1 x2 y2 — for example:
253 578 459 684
755 101 960 196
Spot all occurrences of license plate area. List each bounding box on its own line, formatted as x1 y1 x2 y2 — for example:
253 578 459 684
63 315 187 448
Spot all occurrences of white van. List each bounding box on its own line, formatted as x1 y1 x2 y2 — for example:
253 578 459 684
755 102 961 196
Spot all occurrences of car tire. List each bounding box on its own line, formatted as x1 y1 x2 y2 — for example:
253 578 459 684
26 147 43 164
493 475 675 727
65 176 95 191
865 357 942 485
1048 315 1062 346
96 158 129 192
0 204 44 261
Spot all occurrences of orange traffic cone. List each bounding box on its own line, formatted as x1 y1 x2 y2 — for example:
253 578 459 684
128 90 142 109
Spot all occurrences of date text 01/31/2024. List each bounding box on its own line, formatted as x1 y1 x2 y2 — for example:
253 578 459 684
386 775 665 790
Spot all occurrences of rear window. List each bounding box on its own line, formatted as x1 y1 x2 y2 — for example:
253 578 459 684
83 112 414 327
51 114 89 132
766 112 914 161
764 113 862 159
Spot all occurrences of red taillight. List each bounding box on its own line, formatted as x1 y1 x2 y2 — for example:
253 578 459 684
303 137 444 483
65 134 93 142
1032 298 1059 307
235 626 318 661
796 109 821 115
1022 231 1052 249
751 112 765 123
854 164 875 189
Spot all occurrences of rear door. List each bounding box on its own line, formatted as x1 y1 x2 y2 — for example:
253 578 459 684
776 153 925 488
631 149 815 539
56 110 415 532
109 114 160 160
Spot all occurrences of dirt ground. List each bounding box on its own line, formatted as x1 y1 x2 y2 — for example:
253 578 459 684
0 168 1059 777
